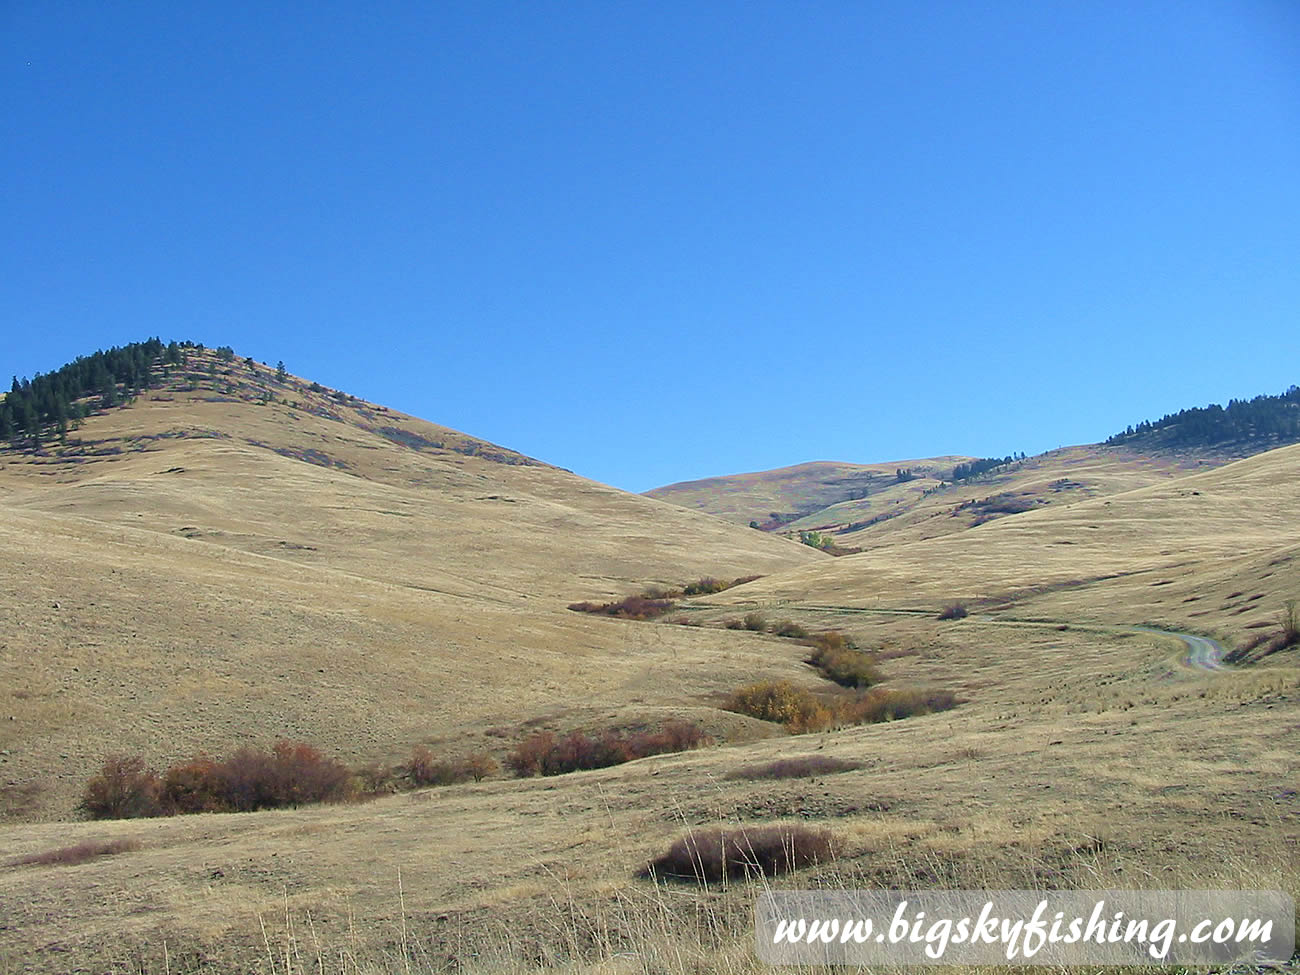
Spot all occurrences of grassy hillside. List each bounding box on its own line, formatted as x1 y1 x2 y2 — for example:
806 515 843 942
0 347 822 821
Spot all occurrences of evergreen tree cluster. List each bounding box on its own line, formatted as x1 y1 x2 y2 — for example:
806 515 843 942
951 454 1024 482
1105 385 1300 449
0 338 194 447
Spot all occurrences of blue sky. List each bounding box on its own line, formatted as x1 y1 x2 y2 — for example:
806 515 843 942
4 2 1298 491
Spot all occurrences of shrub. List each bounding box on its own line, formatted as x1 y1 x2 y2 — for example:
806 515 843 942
724 756 863 781
1282 599 1299 645
354 761 400 795
567 595 676 620
101 742 355 818
725 681 834 733
80 756 163 820
840 688 960 724
772 620 810 639
646 826 835 883
805 634 881 689
723 618 746 630
937 602 968 620
461 753 499 782
159 755 226 814
507 721 711 777
683 577 728 596
742 612 768 632
405 746 472 787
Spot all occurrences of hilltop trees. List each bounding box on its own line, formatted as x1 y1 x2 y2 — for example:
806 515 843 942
1106 385 1300 450
0 338 179 448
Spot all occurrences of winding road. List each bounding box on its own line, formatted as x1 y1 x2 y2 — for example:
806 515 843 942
1133 626 1227 671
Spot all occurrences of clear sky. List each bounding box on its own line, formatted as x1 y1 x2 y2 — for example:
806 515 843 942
4 2 1298 491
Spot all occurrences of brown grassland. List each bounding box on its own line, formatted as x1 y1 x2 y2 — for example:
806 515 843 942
0 349 1297 972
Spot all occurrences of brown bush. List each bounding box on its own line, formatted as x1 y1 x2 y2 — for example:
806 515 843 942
80 756 163 820
507 721 711 777
645 826 835 883
505 730 558 777
405 746 471 787
10 838 141 868
725 681 835 733
840 688 960 724
742 612 768 632
724 756 863 781
354 761 400 795
723 618 747 630
803 631 880 688
682 577 728 596
462 753 500 782
938 602 968 620
88 742 355 819
159 755 226 814
772 620 810 639
567 595 676 620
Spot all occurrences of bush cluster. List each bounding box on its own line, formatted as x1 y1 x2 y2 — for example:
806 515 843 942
568 576 765 619
725 681 958 733
404 748 499 787
937 602 969 620
645 826 835 883
566 595 677 620
840 688 960 724
725 681 835 733
81 742 354 819
507 720 711 777
802 631 881 688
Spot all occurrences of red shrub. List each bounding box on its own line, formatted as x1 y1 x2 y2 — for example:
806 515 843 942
507 721 712 777
80 756 163 820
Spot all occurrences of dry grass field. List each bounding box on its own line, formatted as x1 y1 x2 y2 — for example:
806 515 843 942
0 349 1297 972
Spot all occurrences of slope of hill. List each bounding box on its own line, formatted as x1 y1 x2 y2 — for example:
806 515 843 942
0 346 822 820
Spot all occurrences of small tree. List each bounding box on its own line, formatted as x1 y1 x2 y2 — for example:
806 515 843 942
276 361 288 383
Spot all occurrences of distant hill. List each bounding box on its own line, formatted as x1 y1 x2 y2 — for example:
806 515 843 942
642 457 973 528
646 385 1300 549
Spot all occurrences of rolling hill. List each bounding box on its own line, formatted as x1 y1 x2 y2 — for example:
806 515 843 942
0 345 822 822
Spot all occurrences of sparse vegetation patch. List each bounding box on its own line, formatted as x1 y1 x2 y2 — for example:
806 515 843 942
7 838 142 868
724 756 864 780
